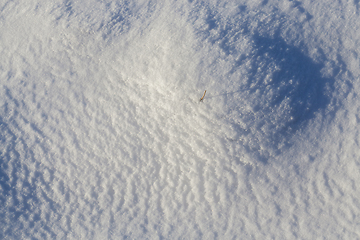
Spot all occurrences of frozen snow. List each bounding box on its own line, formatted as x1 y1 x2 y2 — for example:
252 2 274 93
1 0 360 239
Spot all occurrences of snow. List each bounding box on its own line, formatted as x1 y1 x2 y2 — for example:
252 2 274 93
1 0 360 239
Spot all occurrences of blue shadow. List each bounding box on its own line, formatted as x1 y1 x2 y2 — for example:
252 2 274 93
248 34 334 130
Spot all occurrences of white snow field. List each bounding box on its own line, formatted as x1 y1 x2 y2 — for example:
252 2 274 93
1 0 360 239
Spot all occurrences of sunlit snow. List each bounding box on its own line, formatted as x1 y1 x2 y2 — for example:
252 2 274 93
1 0 360 239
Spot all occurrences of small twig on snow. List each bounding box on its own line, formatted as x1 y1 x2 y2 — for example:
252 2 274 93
200 90 206 102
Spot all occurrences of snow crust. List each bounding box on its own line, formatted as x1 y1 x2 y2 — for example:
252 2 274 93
1 0 360 239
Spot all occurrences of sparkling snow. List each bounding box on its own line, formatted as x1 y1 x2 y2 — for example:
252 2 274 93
1 0 360 239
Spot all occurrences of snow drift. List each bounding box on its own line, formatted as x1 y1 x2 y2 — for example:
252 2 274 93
1 0 360 239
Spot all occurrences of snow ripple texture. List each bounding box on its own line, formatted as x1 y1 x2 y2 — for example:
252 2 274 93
1 0 360 239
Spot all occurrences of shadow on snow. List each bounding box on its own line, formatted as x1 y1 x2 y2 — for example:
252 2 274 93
248 34 333 127
221 34 337 163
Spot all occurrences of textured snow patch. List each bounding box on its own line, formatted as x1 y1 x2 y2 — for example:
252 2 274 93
1 0 360 239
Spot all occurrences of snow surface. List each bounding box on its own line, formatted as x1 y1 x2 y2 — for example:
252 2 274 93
1 0 360 239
